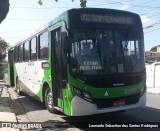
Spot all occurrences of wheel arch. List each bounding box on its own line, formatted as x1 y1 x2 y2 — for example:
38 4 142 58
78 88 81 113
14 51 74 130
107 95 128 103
42 82 50 103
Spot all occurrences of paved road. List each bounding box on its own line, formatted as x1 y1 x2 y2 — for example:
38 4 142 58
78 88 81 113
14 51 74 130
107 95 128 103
8 87 160 131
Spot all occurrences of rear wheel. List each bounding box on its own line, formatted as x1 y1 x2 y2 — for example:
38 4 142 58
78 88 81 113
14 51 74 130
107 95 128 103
16 78 23 95
45 88 57 113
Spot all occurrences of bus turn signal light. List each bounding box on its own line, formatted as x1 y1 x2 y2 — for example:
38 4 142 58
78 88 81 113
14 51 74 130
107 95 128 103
49 75 52 81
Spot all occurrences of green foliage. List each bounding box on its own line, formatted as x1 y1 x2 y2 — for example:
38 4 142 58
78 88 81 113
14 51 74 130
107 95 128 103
0 60 7 79
80 0 87 8
0 38 8 79
38 0 43 5
37 0 87 8
0 38 8 60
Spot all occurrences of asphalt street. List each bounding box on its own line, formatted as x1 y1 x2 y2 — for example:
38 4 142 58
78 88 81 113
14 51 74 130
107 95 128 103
9 87 160 131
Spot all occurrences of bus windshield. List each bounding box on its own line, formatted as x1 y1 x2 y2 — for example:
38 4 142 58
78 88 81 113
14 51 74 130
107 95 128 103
70 28 144 75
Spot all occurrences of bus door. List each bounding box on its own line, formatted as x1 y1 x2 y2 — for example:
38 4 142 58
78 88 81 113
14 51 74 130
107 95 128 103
8 50 15 86
50 28 63 108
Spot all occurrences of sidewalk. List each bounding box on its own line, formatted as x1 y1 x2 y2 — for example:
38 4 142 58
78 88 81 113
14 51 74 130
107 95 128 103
0 80 19 131
147 87 160 95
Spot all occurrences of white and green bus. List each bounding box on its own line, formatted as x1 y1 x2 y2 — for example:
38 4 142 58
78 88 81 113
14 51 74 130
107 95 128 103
8 8 146 116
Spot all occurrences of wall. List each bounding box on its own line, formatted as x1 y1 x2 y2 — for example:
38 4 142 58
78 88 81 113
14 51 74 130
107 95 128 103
146 62 160 88
157 47 160 53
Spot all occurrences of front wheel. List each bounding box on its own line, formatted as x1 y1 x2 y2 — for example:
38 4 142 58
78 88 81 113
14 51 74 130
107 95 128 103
45 88 57 113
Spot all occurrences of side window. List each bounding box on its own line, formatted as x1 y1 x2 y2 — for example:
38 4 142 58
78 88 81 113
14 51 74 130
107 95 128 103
39 31 48 59
122 41 129 56
18 44 23 62
135 41 140 59
24 41 29 61
30 37 37 60
14 46 18 62
128 41 135 56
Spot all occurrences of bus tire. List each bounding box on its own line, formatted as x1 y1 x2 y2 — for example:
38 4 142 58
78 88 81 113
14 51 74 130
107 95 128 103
44 88 57 113
16 78 23 96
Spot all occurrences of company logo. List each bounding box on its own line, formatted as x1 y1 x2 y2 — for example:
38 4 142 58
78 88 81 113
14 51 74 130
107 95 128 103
113 83 124 86
124 88 136 95
104 90 109 96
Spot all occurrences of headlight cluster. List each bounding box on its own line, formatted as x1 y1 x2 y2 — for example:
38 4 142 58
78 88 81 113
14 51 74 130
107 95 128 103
141 86 146 95
72 86 92 102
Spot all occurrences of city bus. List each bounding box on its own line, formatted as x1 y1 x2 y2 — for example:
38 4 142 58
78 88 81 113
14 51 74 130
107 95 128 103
8 8 146 116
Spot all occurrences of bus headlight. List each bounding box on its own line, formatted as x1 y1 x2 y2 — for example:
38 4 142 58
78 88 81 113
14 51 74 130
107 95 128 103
141 86 146 95
83 92 92 102
72 86 82 96
72 86 92 102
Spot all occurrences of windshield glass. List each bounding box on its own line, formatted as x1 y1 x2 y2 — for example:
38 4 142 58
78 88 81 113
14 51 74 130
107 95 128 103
70 28 144 75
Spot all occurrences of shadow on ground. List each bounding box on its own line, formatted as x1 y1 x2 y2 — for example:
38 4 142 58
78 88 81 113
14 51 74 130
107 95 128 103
7 86 160 131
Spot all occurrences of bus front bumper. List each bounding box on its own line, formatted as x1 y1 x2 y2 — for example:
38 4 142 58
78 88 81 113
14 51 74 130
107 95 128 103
70 91 146 116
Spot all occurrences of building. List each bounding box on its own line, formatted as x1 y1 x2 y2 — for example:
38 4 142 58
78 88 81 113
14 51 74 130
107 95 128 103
145 45 160 64
150 45 160 52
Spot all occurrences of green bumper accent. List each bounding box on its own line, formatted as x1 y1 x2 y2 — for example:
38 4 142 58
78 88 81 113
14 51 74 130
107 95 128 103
68 74 145 99
62 83 75 116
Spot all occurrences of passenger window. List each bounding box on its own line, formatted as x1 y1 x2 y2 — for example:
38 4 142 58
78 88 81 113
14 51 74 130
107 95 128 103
39 31 48 59
14 46 18 62
24 41 29 61
31 37 37 60
18 44 23 62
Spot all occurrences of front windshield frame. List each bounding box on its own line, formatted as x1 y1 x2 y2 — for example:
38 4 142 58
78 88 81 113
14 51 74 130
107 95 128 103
69 27 145 76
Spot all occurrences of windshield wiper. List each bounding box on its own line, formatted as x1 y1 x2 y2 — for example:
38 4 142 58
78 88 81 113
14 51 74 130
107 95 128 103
96 40 102 65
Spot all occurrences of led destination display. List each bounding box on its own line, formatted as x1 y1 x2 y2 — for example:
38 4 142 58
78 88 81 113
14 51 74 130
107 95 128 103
81 13 133 24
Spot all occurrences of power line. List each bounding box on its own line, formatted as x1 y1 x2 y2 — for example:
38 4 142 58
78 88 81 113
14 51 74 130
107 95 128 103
140 5 160 15
91 0 138 4
144 19 160 28
10 6 74 9
0 29 34 34
3 36 24 38
89 1 160 9
9 0 159 10
6 18 50 21
4 1 160 37
145 13 160 18
129 0 158 9
144 26 160 34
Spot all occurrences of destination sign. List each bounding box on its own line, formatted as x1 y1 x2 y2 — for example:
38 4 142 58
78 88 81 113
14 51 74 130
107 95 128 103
81 13 133 24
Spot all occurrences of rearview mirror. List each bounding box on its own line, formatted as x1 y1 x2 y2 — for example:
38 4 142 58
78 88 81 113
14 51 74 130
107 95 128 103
63 36 71 53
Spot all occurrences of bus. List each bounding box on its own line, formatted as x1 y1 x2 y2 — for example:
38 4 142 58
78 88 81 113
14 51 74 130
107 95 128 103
8 8 146 116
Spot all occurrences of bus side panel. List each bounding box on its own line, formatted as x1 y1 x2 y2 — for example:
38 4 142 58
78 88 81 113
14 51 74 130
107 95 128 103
14 63 18 88
14 60 48 101
35 63 52 102
62 66 77 116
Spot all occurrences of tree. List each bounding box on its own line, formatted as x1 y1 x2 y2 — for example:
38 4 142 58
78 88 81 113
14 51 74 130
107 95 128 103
38 0 87 8
0 38 8 79
0 0 9 24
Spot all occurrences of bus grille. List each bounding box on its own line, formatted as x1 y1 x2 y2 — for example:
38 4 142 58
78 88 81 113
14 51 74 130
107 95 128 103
79 71 145 88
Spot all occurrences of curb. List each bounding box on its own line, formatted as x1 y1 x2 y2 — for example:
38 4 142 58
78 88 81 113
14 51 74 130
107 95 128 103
0 82 19 131
7 87 31 123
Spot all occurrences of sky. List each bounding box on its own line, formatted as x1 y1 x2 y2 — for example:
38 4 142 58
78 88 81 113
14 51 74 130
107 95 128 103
0 0 160 51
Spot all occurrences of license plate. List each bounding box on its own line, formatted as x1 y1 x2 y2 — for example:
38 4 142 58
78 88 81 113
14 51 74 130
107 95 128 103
113 100 126 106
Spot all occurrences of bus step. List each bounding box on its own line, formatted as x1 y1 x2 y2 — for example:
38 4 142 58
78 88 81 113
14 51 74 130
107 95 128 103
54 106 63 112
